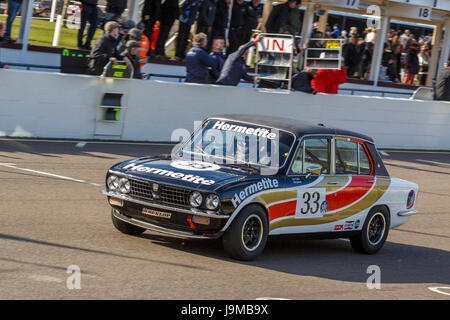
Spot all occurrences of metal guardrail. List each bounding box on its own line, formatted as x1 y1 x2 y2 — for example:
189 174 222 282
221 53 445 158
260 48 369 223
338 88 412 97
1 62 60 71
1 64 413 98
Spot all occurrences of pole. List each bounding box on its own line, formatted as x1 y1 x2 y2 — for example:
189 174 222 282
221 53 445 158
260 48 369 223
426 24 442 87
52 15 63 47
369 11 389 86
50 0 57 23
18 0 34 51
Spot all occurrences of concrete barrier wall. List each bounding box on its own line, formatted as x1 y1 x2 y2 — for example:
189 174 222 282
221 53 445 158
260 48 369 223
1 69 449 150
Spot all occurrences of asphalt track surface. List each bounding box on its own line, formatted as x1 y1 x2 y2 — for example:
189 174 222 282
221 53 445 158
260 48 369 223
0 139 449 300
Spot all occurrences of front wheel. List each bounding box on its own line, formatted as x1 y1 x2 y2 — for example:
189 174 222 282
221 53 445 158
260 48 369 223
350 207 390 254
222 205 269 261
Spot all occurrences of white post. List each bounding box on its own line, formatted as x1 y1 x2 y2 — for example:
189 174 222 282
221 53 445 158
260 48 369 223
127 0 140 23
225 0 234 42
18 0 34 51
300 1 315 48
50 0 57 23
369 11 389 86
437 18 450 75
426 24 442 87
52 15 63 47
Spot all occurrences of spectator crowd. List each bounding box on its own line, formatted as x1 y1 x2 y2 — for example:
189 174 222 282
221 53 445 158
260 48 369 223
0 0 447 99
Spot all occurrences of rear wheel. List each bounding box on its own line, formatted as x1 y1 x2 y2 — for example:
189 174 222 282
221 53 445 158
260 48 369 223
222 205 269 261
111 209 146 236
350 207 390 254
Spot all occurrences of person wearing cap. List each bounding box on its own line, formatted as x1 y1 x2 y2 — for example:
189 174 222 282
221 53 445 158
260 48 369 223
120 40 143 79
216 33 263 86
78 0 98 50
434 60 450 101
185 33 217 84
89 21 121 75
119 28 142 53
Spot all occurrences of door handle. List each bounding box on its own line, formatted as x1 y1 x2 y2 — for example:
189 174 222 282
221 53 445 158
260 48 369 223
327 181 339 185
367 180 375 183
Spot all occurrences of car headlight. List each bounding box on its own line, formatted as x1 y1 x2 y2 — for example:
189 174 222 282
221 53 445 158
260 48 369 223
205 194 220 210
107 175 119 190
119 178 130 194
189 191 203 208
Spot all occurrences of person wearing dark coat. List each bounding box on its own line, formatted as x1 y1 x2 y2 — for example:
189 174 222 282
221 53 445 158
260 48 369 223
154 0 179 58
89 21 121 75
197 0 218 40
216 34 263 86
242 0 262 44
209 37 225 82
265 0 298 34
185 33 217 84
434 62 450 101
120 40 143 79
344 35 364 78
106 0 127 17
175 0 203 60
211 0 230 40
292 69 316 93
403 42 420 84
78 0 98 50
228 0 248 54
141 0 162 56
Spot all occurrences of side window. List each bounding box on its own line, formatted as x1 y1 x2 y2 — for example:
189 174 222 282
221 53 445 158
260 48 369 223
303 138 330 174
335 140 358 174
359 144 372 175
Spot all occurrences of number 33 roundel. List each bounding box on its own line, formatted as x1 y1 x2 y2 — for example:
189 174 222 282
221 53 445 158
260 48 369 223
295 189 328 218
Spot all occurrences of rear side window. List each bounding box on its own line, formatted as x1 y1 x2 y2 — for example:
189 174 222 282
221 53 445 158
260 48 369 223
334 138 373 175
359 144 372 175
335 140 358 174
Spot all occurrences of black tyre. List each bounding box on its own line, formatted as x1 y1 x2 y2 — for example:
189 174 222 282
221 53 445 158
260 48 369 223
111 209 146 236
350 207 390 254
222 205 269 261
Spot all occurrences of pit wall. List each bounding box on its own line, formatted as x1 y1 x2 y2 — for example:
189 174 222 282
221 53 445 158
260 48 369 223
1 69 449 150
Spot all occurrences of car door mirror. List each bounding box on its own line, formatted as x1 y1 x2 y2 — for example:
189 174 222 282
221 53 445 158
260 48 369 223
305 166 321 179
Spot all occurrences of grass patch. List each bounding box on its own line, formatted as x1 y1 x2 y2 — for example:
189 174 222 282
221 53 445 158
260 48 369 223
0 15 103 48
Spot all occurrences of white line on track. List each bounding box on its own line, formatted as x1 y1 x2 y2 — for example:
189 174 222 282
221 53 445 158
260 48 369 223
428 287 450 296
0 163 104 187
0 138 175 146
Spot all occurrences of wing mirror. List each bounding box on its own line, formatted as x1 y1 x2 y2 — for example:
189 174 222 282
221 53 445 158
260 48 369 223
305 166 321 179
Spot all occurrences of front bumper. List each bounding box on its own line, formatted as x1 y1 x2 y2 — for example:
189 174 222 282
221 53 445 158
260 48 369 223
112 209 222 239
103 190 229 239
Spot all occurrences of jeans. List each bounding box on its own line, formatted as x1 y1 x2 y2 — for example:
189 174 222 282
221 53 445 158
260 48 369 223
78 4 98 48
6 0 22 39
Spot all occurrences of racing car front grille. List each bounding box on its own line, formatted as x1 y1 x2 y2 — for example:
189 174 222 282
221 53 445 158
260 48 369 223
130 179 153 200
159 185 190 207
128 179 190 207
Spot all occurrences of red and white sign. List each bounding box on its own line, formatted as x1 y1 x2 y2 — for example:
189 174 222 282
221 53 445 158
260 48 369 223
257 37 294 53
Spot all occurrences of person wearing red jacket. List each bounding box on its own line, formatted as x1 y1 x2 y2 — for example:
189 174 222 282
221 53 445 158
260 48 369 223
311 66 347 94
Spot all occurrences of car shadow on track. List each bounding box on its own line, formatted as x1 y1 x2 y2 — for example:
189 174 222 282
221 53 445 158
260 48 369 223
140 233 450 285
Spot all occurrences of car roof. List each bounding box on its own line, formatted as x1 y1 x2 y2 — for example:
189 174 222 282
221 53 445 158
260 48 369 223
209 114 374 143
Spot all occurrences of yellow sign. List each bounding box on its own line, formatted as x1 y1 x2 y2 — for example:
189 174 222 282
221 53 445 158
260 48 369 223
326 40 340 49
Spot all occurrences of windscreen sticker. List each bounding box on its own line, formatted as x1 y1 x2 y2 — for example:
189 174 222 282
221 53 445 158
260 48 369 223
212 121 278 140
